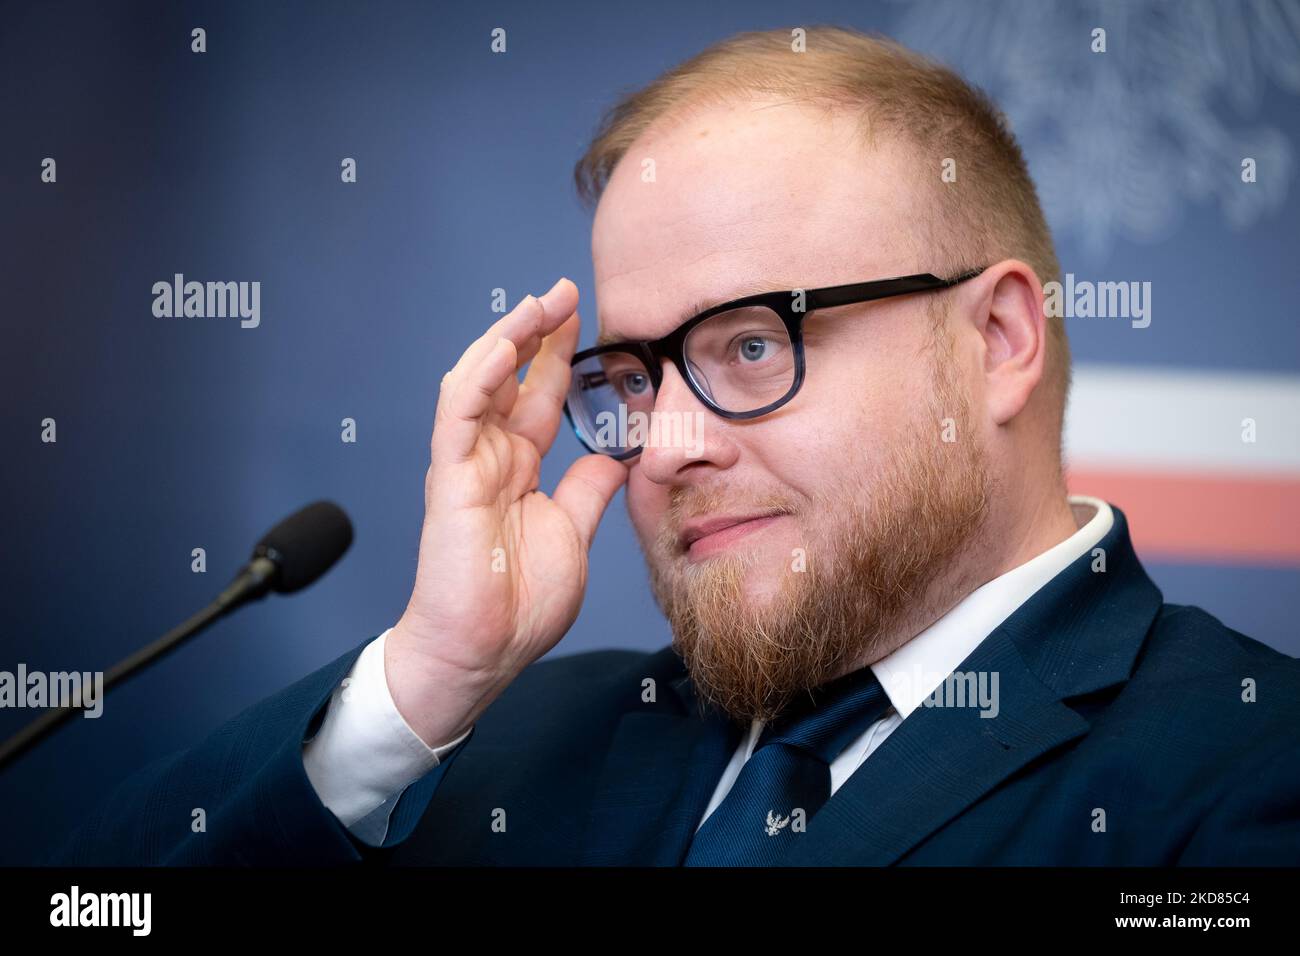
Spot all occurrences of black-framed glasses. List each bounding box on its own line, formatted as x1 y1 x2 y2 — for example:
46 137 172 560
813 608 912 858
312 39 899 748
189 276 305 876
564 267 987 459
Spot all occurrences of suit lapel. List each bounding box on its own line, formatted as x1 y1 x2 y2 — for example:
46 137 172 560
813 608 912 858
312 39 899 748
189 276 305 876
786 505 1163 865
580 655 742 865
781 628 1089 864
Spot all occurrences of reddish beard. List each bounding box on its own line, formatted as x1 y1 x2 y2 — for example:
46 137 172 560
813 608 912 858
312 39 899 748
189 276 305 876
641 345 990 726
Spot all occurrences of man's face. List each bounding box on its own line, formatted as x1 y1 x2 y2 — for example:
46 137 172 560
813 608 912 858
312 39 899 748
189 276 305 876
591 98 990 723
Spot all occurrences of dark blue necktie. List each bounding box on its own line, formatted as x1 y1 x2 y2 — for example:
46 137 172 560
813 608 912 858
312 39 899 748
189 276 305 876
683 665 891 866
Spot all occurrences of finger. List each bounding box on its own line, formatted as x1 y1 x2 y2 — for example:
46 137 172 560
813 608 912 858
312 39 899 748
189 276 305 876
532 277 580 348
507 310 581 454
493 277 579 399
466 278 578 391
431 299 535 453
443 294 545 401
433 279 579 459
435 337 520 465
551 454 629 550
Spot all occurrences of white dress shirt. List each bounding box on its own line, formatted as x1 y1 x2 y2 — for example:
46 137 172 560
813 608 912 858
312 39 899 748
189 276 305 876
304 495 1114 845
301 632 472 844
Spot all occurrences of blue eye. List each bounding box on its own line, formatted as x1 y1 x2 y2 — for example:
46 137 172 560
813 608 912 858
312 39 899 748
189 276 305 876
738 336 771 362
619 371 650 395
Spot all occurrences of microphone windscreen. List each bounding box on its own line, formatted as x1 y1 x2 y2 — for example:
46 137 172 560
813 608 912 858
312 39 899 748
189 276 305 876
252 500 354 593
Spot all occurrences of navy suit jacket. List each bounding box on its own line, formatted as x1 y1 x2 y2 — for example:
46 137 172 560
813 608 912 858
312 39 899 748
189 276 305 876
50 508 1300 865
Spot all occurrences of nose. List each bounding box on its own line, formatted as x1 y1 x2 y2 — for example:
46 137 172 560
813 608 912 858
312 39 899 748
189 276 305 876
635 359 737 486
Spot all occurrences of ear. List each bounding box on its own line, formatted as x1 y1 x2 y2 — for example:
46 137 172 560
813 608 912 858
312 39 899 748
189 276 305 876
965 260 1046 426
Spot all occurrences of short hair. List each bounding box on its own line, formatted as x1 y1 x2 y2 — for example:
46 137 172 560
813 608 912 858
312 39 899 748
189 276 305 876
574 26 1071 428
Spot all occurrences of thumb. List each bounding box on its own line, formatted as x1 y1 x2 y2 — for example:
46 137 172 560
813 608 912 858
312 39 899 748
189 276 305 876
552 455 629 549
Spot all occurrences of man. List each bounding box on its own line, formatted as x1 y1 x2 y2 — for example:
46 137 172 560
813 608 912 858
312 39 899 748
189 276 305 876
53 27 1300 866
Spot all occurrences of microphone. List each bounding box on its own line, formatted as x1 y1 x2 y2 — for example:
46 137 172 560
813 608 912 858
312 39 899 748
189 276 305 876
216 500 356 609
0 501 353 771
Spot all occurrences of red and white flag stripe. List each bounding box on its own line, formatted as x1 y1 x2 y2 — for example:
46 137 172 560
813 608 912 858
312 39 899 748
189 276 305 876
1064 365 1300 565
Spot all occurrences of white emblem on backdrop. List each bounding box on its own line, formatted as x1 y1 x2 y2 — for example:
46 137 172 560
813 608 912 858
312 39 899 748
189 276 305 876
892 0 1300 253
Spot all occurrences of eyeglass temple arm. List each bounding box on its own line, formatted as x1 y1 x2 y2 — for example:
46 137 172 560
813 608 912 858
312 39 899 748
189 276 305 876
807 267 987 310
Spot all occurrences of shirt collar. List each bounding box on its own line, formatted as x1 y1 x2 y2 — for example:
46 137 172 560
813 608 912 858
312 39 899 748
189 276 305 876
870 495 1114 720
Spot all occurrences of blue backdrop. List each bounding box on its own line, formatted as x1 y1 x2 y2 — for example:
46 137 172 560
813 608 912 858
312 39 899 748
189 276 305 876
2 0 1297 864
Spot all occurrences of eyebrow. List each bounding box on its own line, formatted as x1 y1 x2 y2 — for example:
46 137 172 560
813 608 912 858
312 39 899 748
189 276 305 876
594 278 801 348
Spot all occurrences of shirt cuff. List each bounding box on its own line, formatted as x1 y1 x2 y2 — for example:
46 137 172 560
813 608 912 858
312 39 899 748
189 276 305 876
302 627 473 829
